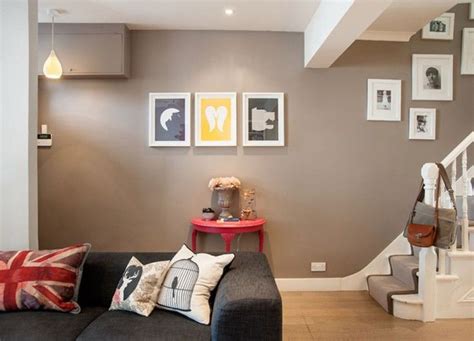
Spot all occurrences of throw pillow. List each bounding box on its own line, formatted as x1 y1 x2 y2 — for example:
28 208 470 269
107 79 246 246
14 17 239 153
109 257 169 317
156 244 235 324
0 243 91 313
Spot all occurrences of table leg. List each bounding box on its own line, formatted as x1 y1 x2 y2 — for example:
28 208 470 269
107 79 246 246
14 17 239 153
258 228 264 252
192 229 198 252
221 233 235 253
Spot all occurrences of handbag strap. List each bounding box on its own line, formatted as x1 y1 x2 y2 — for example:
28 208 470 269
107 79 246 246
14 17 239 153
435 163 457 210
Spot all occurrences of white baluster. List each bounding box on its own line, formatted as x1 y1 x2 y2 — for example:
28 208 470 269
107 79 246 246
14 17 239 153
419 163 438 320
451 161 457 252
421 163 439 206
462 150 469 251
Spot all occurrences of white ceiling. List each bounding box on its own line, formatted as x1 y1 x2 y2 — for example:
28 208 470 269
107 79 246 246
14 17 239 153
38 0 321 32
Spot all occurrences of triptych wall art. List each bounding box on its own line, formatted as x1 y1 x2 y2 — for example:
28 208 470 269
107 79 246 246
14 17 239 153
149 92 285 147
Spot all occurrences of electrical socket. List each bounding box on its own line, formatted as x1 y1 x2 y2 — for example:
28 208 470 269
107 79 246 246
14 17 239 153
311 262 326 272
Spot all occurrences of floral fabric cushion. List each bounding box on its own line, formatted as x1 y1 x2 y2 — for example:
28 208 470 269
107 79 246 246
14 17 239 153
109 257 169 317
156 244 235 324
0 244 91 313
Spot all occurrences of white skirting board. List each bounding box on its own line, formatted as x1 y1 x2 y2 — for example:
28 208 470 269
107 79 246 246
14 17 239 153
276 233 411 291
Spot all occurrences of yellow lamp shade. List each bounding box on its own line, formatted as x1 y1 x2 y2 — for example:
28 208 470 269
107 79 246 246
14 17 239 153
43 50 63 79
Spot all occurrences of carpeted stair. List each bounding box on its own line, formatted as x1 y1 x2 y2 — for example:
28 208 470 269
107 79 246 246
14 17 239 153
367 253 419 314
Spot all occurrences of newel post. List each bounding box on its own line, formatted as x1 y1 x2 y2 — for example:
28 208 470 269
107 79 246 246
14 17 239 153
419 163 438 322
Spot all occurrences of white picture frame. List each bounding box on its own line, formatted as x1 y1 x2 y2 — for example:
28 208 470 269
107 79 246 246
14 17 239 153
412 54 453 101
148 92 191 147
461 28 474 75
422 13 455 40
242 93 285 147
367 79 401 121
470 1 474 20
409 108 436 140
194 92 237 147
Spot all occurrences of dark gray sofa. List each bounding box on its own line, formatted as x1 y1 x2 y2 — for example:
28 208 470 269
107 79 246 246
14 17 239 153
0 251 282 341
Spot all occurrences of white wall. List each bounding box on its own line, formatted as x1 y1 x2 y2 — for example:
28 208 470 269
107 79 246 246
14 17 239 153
0 0 38 250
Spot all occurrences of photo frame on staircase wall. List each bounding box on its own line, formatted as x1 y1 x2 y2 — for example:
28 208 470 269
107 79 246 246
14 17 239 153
195 92 237 147
366 79 401 121
242 93 285 147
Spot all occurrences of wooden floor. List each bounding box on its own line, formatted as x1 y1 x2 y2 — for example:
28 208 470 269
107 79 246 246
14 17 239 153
282 291 474 340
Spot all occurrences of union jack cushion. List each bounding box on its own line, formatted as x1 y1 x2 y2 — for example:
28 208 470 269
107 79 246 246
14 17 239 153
0 244 90 313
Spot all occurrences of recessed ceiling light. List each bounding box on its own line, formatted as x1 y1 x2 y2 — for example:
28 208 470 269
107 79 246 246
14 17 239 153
224 8 234 16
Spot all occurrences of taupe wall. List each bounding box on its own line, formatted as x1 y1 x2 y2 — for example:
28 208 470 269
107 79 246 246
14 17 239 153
38 4 473 278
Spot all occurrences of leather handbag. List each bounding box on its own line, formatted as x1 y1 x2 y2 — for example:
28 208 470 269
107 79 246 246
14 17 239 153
404 163 457 249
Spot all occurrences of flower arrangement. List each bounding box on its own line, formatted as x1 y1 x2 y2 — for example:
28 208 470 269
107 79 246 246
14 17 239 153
208 177 241 191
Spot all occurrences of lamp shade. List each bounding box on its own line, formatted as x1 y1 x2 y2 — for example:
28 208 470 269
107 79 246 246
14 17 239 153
43 50 63 79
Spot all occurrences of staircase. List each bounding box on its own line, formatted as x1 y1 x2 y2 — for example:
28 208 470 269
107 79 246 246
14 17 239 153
367 132 474 321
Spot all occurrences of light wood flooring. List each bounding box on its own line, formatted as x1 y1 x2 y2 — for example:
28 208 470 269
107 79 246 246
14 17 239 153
282 291 474 340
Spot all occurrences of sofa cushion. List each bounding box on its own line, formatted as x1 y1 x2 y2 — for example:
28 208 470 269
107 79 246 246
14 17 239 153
109 257 169 316
157 245 234 325
0 244 91 313
0 306 106 341
77 310 211 341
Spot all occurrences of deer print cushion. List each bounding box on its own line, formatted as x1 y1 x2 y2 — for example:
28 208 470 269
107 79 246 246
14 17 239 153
109 257 169 317
156 244 235 324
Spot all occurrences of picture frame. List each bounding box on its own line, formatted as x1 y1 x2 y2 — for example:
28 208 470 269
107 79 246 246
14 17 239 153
366 79 401 121
242 93 285 147
195 92 237 147
409 108 436 140
412 54 453 101
149 93 191 147
461 28 474 75
422 13 455 40
470 1 474 20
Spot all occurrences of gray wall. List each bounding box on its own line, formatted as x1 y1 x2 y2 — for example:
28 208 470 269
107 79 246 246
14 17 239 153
38 4 473 278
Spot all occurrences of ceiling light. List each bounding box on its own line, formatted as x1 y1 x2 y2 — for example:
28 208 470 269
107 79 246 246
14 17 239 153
43 9 63 79
224 8 234 16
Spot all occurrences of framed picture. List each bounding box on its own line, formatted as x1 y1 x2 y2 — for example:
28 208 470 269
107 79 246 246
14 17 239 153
412 54 453 101
366 79 401 121
422 13 455 40
461 28 474 75
149 93 191 147
242 93 284 146
195 92 237 146
409 108 436 140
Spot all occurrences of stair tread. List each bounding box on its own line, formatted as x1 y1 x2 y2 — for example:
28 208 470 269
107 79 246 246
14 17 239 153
367 275 417 314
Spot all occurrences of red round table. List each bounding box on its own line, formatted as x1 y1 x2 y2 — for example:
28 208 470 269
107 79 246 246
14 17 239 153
191 218 266 253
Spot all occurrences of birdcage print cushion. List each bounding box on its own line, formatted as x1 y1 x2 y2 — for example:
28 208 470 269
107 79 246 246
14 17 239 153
157 244 235 324
109 257 169 317
159 259 199 311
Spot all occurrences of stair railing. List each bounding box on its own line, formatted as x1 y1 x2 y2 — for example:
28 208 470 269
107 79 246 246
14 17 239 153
419 131 473 321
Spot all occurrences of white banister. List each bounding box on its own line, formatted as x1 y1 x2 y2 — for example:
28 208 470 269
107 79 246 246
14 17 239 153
450 162 457 252
420 163 439 321
462 150 469 251
441 132 473 167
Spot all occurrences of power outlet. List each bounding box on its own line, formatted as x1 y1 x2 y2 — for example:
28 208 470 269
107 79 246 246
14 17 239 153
311 262 326 272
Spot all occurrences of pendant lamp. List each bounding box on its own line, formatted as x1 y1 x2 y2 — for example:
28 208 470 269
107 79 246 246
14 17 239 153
43 10 63 79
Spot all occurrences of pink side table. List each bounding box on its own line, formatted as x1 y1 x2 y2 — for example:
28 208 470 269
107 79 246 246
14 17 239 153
191 218 266 253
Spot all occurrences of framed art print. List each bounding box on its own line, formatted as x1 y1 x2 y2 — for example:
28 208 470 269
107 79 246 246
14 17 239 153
412 54 453 101
243 93 284 146
367 79 401 121
422 13 455 40
461 28 474 75
195 92 237 146
409 108 436 140
149 93 190 147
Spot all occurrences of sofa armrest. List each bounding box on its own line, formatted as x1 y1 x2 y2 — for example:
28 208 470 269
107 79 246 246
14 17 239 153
211 252 282 341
